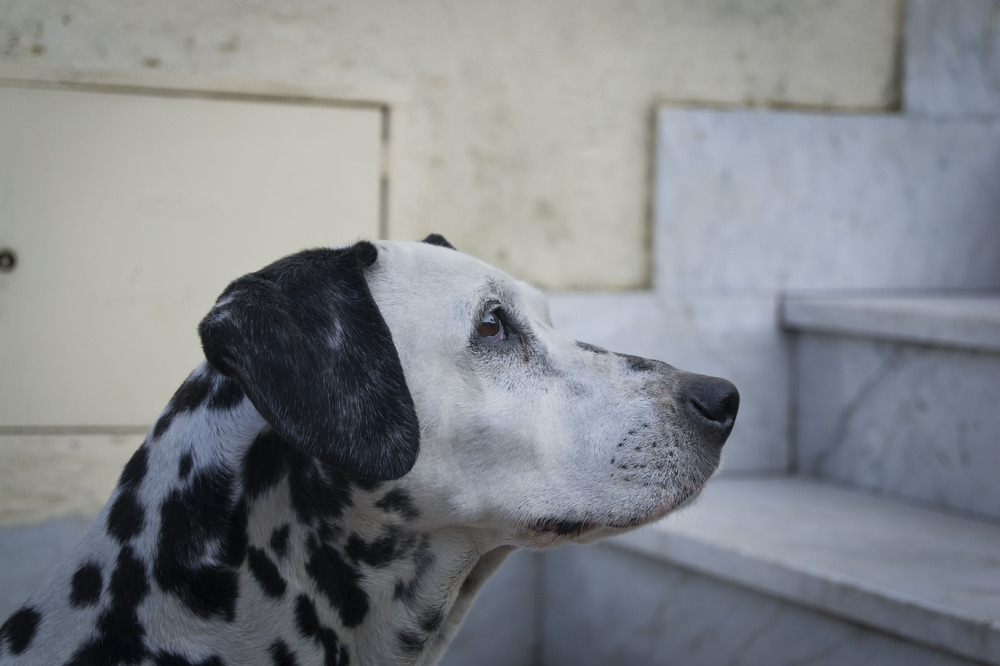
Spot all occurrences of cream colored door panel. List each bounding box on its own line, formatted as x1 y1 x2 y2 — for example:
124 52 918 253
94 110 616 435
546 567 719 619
0 86 382 428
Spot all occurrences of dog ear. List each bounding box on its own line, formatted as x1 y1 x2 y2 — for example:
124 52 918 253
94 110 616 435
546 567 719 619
198 241 419 481
422 234 456 250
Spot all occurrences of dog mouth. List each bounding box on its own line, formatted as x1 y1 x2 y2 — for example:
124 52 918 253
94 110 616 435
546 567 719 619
531 519 601 537
529 485 707 540
530 517 642 540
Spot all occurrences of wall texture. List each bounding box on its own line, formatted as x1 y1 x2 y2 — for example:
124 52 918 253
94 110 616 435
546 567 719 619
1 0 901 289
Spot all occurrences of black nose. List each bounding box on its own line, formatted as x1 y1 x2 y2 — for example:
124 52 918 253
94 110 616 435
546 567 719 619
687 375 740 432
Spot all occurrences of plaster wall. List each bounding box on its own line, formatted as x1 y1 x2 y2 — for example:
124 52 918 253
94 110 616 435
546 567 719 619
1 0 901 289
0 0 904 524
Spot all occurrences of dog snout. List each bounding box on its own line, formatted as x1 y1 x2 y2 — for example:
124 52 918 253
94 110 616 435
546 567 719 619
679 374 739 444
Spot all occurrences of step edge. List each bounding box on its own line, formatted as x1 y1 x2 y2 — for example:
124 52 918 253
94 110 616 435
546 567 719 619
780 293 1000 353
611 482 1000 664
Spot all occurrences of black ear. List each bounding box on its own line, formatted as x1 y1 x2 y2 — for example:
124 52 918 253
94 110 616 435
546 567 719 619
422 234 456 250
198 242 419 481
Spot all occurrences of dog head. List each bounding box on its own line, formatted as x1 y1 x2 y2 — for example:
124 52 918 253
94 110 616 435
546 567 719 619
200 237 738 546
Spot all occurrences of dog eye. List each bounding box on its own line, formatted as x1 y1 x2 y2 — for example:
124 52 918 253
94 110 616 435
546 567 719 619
477 311 505 342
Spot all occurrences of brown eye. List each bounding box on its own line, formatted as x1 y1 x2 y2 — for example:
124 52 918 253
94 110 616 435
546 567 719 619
477 311 504 342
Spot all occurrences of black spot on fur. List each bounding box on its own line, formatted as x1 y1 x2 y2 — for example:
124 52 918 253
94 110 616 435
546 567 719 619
70 562 103 608
154 372 215 439
422 233 456 250
154 467 241 621
345 528 408 568
310 526 339 552
209 375 245 411
166 565 239 623
306 542 369 628
295 595 321 640
270 525 291 559
171 372 215 411
576 341 608 354
120 443 149 488
393 536 435 605
244 430 288 499
107 545 148 613
616 353 657 372
375 488 420 521
153 412 173 441
248 547 287 599
107 491 145 545
294 595 345 666
286 451 353 527
0 606 41 655
222 499 250 568
67 546 150 664
107 444 149 544
269 639 299 666
178 451 194 479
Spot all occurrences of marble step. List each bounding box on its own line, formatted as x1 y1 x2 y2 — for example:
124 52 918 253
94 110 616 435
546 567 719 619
905 0 1000 120
613 475 1000 665
654 109 1000 296
781 293 1000 520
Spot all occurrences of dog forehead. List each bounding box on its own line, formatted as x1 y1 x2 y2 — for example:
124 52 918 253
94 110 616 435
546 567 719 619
368 241 548 319
373 240 496 285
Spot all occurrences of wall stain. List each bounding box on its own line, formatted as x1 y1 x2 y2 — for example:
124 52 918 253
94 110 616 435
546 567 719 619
218 36 240 54
5 30 20 55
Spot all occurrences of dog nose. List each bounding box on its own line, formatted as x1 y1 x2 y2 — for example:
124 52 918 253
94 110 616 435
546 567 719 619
686 375 740 434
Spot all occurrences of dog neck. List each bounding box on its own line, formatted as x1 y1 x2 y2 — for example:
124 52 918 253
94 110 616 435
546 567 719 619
110 364 508 665
233 429 509 665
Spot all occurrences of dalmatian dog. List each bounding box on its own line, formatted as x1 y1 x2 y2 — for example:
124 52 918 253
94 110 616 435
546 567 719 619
0 235 738 665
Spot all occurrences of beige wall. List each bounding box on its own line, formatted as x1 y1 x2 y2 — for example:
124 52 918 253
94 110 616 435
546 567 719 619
0 0 902 525
2 0 902 289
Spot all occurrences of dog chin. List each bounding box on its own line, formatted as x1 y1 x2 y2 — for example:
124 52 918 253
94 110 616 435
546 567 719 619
525 518 645 548
526 485 709 546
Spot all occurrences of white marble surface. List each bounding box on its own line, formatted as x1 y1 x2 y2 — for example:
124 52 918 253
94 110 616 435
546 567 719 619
654 108 1000 294
548 292 789 472
543 544 980 666
783 293 1000 353
794 333 1000 520
613 476 1000 665
906 0 1000 119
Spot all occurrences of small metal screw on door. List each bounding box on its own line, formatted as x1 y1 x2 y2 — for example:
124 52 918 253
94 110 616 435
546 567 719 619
0 248 17 273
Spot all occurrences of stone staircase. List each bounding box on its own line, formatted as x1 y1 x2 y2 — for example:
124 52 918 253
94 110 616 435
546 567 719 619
538 2 1000 663
592 296 1000 666
541 295 1000 666
785 294 1000 521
